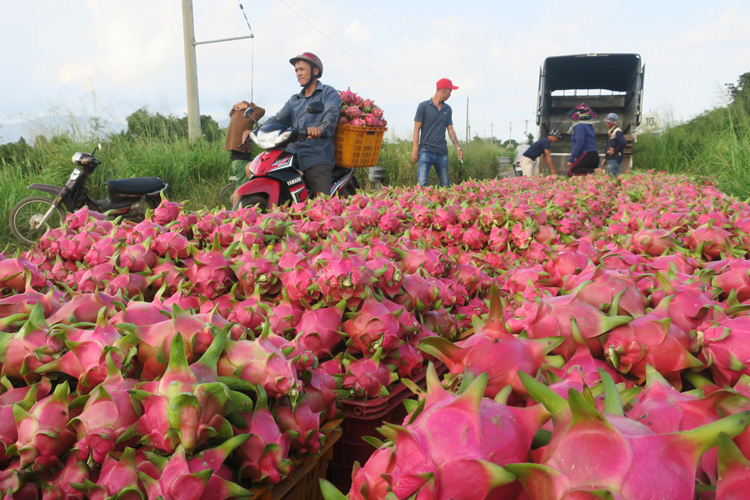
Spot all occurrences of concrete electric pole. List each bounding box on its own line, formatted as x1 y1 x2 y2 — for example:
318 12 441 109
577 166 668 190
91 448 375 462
181 0 254 141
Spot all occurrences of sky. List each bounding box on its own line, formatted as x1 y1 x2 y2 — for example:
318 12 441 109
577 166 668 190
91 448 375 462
1 0 749 145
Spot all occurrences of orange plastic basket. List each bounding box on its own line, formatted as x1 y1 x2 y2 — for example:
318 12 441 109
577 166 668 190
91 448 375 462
334 124 386 168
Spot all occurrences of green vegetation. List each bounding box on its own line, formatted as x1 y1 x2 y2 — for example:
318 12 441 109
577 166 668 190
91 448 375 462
0 109 510 250
634 72 750 198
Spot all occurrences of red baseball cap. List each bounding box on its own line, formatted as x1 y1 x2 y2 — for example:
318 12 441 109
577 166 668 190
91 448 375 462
436 78 458 90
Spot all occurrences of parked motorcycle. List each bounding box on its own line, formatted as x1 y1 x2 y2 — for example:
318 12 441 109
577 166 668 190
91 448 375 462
9 144 168 245
231 102 358 210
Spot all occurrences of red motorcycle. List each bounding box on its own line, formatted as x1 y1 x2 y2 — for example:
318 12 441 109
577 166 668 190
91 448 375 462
231 103 358 210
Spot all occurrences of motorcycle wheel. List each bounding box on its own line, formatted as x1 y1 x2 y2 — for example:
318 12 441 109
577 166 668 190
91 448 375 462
9 196 66 246
233 194 268 211
219 182 236 207
341 175 360 197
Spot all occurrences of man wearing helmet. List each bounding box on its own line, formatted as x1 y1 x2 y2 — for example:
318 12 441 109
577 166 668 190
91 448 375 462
264 52 341 197
519 129 561 176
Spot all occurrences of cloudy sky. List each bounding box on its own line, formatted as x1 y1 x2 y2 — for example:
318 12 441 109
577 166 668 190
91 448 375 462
1 1 748 144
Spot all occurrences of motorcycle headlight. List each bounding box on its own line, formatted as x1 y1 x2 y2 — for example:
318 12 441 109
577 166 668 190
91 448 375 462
252 129 292 149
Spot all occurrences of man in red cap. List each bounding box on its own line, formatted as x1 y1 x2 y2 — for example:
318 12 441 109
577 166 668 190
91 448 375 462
411 78 463 187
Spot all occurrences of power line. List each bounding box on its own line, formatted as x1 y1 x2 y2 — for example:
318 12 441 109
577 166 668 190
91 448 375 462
278 0 404 95
595 0 627 47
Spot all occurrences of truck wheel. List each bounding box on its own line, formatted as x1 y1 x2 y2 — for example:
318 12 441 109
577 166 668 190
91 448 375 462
9 196 66 246
233 194 268 211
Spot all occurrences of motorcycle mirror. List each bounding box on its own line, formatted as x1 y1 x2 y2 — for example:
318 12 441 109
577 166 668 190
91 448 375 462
92 143 101 155
243 107 255 120
307 102 324 114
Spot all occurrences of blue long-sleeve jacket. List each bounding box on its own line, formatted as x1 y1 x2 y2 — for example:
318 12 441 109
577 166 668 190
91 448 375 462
265 82 341 171
605 126 627 161
568 122 598 163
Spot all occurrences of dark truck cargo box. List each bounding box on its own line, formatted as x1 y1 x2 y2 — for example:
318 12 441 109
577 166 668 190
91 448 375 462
536 53 645 174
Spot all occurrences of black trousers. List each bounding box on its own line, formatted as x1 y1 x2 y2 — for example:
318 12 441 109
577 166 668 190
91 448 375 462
304 163 333 197
568 150 600 176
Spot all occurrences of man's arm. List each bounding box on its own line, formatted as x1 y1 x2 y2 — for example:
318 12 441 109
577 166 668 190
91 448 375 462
543 149 556 174
446 125 463 160
411 121 422 163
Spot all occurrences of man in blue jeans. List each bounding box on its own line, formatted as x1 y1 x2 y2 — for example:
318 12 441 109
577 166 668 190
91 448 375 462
602 112 627 176
411 78 464 187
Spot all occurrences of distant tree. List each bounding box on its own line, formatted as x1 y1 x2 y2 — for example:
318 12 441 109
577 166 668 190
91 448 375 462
124 108 220 141
726 72 750 112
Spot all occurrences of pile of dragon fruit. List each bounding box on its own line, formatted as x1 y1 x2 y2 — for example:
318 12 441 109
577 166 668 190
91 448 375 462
338 88 387 128
2 171 750 498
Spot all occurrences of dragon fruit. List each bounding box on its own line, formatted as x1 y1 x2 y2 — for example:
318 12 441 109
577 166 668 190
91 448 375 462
603 297 702 388
505 371 750 500
233 386 296 485
121 334 231 453
7 382 76 472
217 329 300 398
363 365 544 500
420 287 563 400
74 446 143 499
341 349 398 399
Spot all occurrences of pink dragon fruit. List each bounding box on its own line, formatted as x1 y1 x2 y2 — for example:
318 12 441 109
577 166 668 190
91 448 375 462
602 297 702 388
233 386 296 485
342 295 407 354
151 194 183 225
341 349 398 399
184 236 237 299
505 371 750 500
367 365 545 499
292 303 345 359
7 382 76 472
0 304 63 383
217 330 301 398
121 334 231 453
693 315 750 387
626 364 734 485
715 432 750 498
420 287 563 400
0 379 50 463
41 454 90 500
74 446 143 499
69 353 140 463
275 399 326 456
509 290 632 361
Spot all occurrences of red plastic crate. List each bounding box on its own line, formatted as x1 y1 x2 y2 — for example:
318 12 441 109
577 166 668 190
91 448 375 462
328 364 446 492
249 422 342 500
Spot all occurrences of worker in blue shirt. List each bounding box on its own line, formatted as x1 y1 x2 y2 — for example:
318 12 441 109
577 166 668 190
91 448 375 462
264 52 341 197
519 130 561 176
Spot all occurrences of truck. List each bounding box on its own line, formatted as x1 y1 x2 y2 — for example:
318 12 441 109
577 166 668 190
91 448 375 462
535 53 645 174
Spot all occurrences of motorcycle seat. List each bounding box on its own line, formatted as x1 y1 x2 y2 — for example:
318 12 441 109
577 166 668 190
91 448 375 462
106 177 168 195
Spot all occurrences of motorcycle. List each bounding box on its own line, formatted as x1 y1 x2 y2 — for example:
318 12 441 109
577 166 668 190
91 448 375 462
9 144 168 245
231 102 358 210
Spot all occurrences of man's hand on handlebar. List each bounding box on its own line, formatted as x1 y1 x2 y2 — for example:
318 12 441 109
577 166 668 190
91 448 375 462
306 126 322 139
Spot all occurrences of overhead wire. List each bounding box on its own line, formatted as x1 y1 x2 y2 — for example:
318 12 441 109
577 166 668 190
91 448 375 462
595 0 627 48
236 0 255 101
278 0 405 96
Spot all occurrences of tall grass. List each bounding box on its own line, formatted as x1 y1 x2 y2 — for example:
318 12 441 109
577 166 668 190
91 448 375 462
0 126 508 250
634 98 750 198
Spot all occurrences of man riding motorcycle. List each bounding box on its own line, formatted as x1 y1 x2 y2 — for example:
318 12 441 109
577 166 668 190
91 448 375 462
262 52 341 197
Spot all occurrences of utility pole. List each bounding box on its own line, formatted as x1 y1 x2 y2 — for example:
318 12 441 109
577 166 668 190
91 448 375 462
490 122 493 141
465 97 469 143
509 122 512 143
525 119 529 137
181 0 254 142
182 0 201 141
